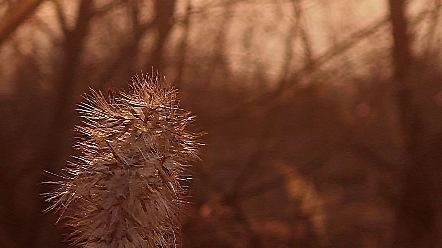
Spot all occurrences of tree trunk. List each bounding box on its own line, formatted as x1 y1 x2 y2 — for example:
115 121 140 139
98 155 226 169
150 0 176 72
32 1 94 246
388 1 440 247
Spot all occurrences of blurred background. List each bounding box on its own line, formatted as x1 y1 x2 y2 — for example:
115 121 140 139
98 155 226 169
1 0 442 247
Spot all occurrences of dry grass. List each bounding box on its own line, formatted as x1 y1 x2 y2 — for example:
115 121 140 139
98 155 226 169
44 73 203 247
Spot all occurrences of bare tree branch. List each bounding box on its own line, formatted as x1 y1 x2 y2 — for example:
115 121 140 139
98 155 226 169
50 0 68 34
97 1 155 85
423 0 442 56
149 0 176 71
175 0 192 88
94 0 123 17
215 14 391 122
0 0 45 47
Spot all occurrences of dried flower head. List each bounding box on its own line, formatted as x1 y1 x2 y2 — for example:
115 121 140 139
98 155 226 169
44 72 202 247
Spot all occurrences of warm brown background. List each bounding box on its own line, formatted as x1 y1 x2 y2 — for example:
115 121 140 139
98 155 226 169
0 0 442 247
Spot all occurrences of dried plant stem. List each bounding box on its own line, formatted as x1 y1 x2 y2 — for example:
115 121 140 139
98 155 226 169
44 72 202 248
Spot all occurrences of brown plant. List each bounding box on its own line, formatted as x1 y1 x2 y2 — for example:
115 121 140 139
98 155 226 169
44 72 202 247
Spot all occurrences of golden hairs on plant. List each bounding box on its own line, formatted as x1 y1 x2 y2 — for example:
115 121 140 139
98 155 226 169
44 73 202 247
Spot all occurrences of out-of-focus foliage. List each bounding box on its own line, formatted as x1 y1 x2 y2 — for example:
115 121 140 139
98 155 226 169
0 0 442 247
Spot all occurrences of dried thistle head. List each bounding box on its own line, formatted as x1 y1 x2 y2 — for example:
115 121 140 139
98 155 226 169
44 73 202 247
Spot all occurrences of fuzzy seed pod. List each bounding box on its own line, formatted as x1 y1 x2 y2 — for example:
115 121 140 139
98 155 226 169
44 73 202 248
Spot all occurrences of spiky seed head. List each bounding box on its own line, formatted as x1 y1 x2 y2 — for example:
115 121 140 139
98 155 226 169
44 72 202 247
